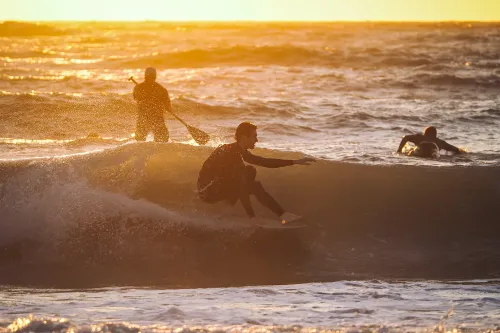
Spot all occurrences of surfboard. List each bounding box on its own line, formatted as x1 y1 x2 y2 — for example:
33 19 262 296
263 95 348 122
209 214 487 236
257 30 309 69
402 142 440 159
256 223 306 229
214 214 306 229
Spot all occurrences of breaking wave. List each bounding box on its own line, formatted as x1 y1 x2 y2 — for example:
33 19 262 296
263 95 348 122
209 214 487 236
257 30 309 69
0 143 499 287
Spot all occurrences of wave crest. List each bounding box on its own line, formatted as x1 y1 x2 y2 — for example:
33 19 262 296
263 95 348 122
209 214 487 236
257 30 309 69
0 143 499 286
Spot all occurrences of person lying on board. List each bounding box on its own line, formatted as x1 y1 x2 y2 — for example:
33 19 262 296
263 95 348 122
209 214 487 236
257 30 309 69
197 122 315 224
132 67 171 142
406 142 441 159
397 126 464 157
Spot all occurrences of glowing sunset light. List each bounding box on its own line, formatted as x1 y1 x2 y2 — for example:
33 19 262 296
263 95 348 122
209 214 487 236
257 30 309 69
1 0 500 21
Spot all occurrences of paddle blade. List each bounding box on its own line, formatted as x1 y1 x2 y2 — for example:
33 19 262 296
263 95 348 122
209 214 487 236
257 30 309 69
187 125 210 145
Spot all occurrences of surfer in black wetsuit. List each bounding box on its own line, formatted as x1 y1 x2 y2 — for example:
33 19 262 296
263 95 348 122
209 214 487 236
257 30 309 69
132 67 171 142
397 126 463 157
198 122 315 224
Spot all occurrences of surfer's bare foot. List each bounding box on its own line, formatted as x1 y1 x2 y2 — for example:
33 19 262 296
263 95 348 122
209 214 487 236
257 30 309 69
280 212 302 225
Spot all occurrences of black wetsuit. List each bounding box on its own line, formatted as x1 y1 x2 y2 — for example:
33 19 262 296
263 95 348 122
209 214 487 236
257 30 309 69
133 81 171 142
397 134 460 154
198 142 294 217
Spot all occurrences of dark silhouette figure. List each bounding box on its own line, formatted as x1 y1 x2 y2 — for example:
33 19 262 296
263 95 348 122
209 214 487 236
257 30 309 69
397 126 462 157
133 67 171 142
197 122 315 224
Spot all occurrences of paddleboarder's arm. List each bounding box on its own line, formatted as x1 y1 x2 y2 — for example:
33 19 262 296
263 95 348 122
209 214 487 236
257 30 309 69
242 150 294 168
162 86 172 113
132 85 140 101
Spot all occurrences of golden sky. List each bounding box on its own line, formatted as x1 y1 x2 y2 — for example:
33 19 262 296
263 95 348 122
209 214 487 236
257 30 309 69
2 0 500 21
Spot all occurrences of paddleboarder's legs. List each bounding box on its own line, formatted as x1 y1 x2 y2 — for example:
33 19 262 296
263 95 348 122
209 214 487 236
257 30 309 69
152 121 169 142
135 115 149 141
135 113 169 142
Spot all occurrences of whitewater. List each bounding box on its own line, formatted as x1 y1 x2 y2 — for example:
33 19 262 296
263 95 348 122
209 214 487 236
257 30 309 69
0 21 499 332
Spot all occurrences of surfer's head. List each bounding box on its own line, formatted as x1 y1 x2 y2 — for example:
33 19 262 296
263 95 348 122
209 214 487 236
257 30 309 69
423 126 437 138
235 122 258 149
144 67 157 82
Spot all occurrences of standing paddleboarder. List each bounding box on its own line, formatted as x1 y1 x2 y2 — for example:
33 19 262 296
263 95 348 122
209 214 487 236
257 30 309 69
132 67 171 142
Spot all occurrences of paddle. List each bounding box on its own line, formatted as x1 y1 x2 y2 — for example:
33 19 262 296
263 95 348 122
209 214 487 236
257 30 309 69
128 76 210 145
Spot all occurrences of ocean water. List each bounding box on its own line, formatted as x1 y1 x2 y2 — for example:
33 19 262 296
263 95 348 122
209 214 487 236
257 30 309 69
1 21 500 164
0 21 499 332
1 280 499 333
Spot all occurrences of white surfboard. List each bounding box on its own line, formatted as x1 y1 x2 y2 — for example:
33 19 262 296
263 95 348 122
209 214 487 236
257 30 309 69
256 218 307 229
256 223 307 229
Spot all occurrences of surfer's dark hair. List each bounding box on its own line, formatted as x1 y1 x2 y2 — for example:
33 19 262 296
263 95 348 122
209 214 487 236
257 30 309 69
235 122 257 142
423 126 437 138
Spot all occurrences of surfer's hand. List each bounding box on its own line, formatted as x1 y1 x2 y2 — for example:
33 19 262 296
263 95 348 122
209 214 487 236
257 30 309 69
294 157 315 165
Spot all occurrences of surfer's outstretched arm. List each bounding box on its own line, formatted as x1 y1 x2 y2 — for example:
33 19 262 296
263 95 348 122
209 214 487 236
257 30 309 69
242 150 294 168
438 140 461 153
242 150 315 168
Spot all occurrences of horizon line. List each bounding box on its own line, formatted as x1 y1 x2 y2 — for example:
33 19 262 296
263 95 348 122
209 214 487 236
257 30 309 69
2 19 500 23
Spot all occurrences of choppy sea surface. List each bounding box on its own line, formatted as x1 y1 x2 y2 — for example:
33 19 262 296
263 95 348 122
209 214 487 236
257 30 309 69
1 281 499 333
1 21 499 164
1 21 499 331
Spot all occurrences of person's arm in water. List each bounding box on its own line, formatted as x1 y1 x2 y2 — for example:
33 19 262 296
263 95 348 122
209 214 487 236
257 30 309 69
242 150 315 167
436 139 462 154
397 134 419 153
